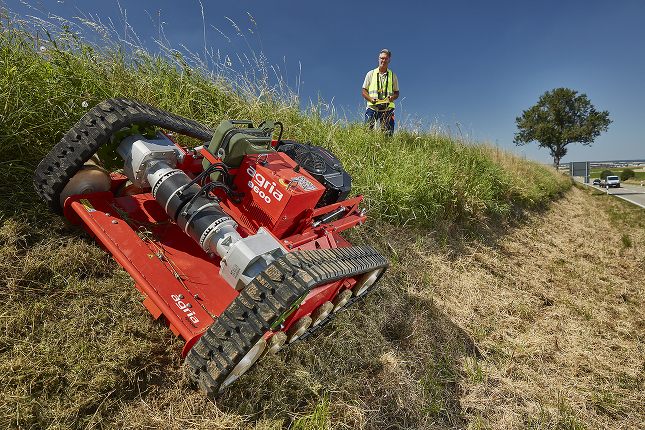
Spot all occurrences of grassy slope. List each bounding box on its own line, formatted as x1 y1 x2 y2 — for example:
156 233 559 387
4 4 643 430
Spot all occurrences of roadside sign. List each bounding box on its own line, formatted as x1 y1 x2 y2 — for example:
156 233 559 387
570 162 590 183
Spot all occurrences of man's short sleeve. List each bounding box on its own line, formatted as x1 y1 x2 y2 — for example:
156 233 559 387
392 72 399 92
363 71 372 90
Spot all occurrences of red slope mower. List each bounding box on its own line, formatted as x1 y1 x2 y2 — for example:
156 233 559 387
33 98 389 395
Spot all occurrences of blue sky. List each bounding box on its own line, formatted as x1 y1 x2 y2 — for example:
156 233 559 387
7 0 645 164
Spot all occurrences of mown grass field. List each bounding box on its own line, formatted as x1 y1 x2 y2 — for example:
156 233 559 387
2 2 643 429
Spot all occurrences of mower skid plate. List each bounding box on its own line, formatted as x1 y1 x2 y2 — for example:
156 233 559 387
64 192 241 345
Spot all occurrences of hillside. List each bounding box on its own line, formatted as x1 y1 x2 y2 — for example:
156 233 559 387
2 173 644 429
2 3 643 429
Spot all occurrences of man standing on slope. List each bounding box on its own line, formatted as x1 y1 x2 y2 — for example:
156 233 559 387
362 49 399 136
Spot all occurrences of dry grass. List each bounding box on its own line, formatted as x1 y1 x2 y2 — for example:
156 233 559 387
372 183 644 429
5 181 643 429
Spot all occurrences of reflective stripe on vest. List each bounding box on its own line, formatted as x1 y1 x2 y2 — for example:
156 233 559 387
367 68 395 109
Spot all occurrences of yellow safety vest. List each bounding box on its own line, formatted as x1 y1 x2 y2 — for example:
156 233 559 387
367 68 395 109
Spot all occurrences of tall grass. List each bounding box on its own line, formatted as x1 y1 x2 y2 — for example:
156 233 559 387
0 0 569 227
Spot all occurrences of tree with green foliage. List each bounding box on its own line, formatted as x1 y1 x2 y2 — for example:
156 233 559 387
600 170 613 180
620 168 636 182
514 88 612 167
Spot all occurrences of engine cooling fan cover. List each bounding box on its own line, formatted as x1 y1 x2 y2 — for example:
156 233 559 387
277 140 351 207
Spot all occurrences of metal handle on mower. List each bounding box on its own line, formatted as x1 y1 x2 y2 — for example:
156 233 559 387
230 120 254 127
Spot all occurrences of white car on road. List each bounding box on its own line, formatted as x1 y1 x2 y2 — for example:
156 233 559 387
603 176 621 188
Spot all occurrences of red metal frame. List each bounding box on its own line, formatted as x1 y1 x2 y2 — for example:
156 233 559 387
62 138 367 356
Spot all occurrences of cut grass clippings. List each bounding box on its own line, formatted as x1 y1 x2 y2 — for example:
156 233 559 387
3 167 642 429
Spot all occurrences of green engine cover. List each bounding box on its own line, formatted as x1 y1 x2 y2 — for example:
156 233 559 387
203 120 276 181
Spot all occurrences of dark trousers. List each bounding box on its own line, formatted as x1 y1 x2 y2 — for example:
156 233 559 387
365 108 395 136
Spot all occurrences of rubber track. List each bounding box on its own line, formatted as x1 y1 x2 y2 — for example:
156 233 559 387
183 245 389 396
281 263 385 349
33 98 216 214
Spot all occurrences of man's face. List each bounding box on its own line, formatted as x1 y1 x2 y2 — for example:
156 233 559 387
379 54 390 68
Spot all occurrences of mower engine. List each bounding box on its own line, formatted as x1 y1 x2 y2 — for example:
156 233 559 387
32 98 389 395
116 130 289 291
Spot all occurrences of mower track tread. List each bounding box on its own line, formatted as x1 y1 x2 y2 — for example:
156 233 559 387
33 98 216 214
183 245 388 396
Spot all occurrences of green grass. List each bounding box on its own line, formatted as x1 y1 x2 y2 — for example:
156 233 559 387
293 393 331 430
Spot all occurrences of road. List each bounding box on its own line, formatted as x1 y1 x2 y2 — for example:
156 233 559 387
573 177 645 209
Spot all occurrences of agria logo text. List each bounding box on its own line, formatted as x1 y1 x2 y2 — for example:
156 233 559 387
247 166 284 204
171 294 199 324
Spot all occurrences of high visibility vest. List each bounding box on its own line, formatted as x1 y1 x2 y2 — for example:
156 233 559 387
367 68 395 109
